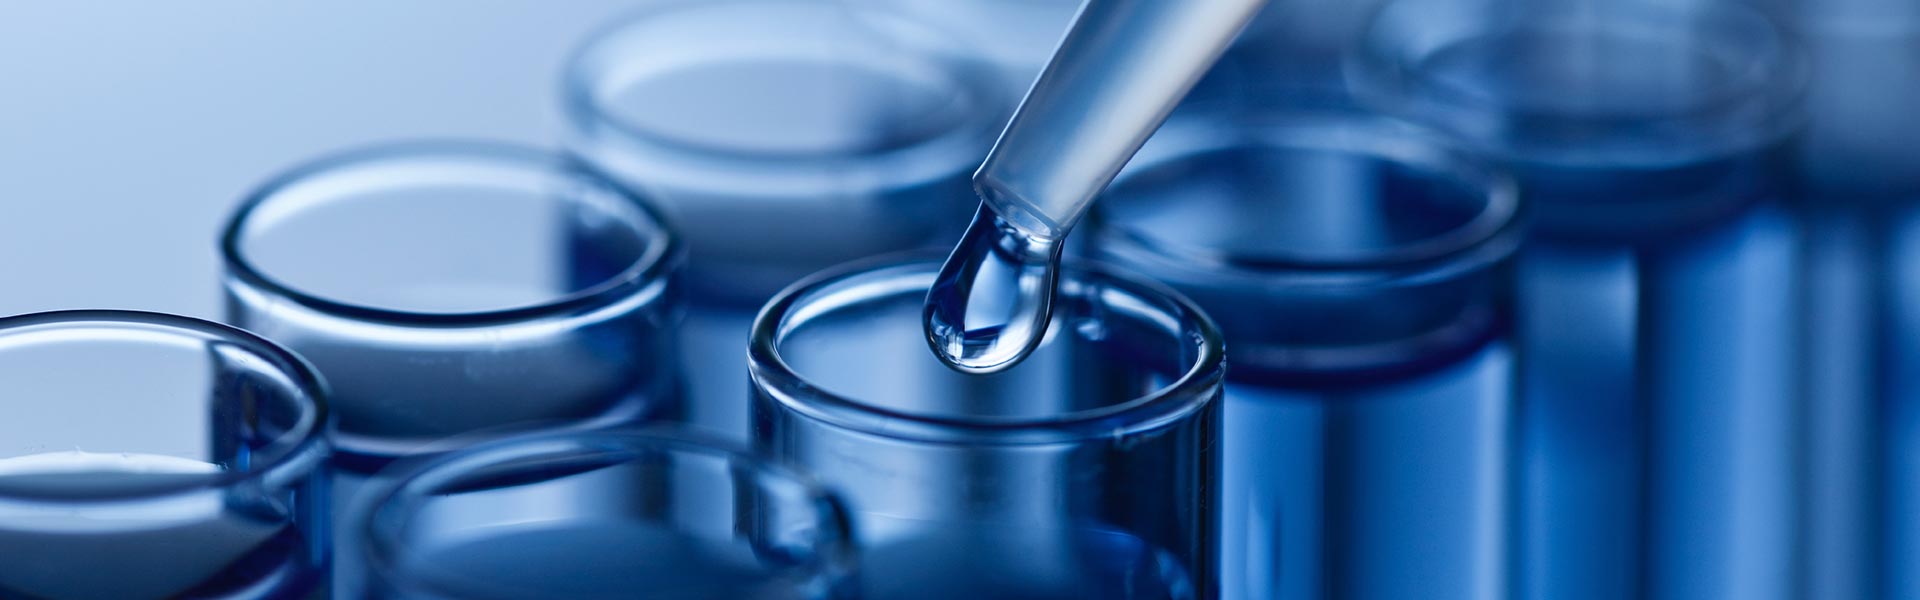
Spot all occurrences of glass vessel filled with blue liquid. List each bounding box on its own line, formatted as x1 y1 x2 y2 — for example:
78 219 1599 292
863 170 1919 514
220 141 684 595
351 429 856 600
563 0 1006 441
1093 111 1522 600
1354 1 1807 598
752 257 1224 599
0 311 330 599
1783 1 1920 598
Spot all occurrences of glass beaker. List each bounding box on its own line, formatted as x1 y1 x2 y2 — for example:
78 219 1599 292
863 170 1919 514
0 310 330 599
1092 110 1522 600
562 0 1006 441
1353 1 1807 598
750 257 1224 599
221 141 685 594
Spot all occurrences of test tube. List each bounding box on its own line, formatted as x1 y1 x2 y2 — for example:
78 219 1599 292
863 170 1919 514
562 0 1005 441
1091 112 1520 600
349 429 856 599
1786 2 1920 598
846 0 1082 91
0 310 330 599
1352 1 1805 599
750 257 1224 600
220 142 683 592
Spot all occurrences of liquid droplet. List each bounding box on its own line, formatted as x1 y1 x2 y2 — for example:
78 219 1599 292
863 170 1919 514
923 204 1065 374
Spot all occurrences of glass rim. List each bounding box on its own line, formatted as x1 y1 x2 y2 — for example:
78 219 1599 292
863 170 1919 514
748 254 1227 446
1346 0 1810 165
354 427 858 598
219 140 683 326
1094 113 1524 284
0 309 331 503
558 0 1005 182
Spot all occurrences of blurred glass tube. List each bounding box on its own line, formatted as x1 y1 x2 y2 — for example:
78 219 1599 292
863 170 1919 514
221 142 684 595
1783 1 1920 598
563 0 1005 442
750 258 1224 600
350 429 857 599
0 311 330 599
1353 1 1807 599
1092 112 1521 600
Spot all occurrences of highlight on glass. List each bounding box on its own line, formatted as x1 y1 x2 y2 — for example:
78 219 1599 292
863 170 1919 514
562 0 1005 439
350 428 856 600
221 141 685 472
0 310 330 599
750 257 1224 600
1092 111 1523 600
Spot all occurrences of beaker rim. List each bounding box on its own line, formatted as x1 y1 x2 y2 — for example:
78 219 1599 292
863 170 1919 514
219 140 684 326
557 0 1006 193
1093 111 1524 285
748 255 1227 446
0 309 330 503
1346 0 1809 168
353 427 858 598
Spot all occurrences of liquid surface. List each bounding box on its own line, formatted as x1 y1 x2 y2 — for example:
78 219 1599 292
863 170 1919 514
394 521 824 600
923 204 1063 374
0 452 306 600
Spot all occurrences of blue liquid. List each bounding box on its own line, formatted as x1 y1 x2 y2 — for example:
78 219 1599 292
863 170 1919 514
861 522 1194 600
387 521 832 600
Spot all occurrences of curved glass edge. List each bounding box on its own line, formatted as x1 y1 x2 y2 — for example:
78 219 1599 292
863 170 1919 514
747 253 1227 446
0 309 331 503
352 426 857 599
218 140 685 327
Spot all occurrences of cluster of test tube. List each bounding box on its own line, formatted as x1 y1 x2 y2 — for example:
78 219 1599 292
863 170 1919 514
0 0 1914 599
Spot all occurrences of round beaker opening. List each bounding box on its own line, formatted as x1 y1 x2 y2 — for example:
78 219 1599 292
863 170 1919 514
1353 0 1803 167
567 0 995 160
359 430 854 600
1101 116 1517 272
0 311 326 500
750 258 1224 444
223 142 677 319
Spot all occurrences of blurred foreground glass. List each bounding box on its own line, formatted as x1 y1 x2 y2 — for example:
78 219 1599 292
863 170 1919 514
1093 112 1520 600
564 0 1004 441
352 429 855 599
1354 1 1806 599
751 258 1223 599
0 311 330 599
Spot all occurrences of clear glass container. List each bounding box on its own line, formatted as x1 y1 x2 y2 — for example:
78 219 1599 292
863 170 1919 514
1092 111 1522 600
1353 2 1807 599
750 257 1224 600
562 0 1006 441
0 310 330 599
352 429 855 599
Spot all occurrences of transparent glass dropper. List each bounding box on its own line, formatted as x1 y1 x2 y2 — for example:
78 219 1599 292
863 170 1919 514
924 0 1269 374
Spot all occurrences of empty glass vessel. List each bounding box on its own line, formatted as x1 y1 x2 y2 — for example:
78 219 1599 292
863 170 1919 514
0 310 330 599
221 141 684 594
751 257 1224 600
563 0 1005 441
351 429 856 599
1354 1 1807 598
1092 111 1522 600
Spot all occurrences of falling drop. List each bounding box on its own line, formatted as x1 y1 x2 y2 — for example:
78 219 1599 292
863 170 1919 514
923 204 1065 374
